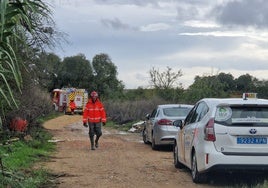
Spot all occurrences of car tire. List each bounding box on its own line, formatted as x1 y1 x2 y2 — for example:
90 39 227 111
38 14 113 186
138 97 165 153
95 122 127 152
151 135 158 150
173 142 184 169
142 129 149 144
191 151 207 183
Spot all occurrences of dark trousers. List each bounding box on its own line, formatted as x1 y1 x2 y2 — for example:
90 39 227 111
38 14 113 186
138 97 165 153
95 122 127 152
88 122 102 142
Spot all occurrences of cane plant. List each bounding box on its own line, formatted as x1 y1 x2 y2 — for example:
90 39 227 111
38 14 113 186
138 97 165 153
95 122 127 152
0 0 53 126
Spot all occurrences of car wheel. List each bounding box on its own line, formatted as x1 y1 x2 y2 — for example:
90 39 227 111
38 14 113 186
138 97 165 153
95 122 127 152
151 135 158 150
191 151 207 183
173 142 184 169
142 129 149 144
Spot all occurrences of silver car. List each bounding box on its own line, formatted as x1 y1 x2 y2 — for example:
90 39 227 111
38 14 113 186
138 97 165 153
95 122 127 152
173 93 268 183
143 104 193 150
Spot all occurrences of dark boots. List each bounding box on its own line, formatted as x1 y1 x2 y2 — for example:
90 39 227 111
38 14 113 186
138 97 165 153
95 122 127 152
90 137 95 150
90 136 100 150
95 136 99 148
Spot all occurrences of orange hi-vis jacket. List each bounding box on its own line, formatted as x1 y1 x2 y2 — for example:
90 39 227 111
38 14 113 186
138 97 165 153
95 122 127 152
83 98 107 123
70 101 76 110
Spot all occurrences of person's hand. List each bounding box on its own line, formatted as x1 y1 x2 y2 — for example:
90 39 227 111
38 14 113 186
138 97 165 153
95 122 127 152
83 122 88 127
102 122 106 126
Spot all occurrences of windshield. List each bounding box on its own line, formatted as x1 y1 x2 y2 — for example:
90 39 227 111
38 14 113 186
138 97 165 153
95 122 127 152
215 106 268 126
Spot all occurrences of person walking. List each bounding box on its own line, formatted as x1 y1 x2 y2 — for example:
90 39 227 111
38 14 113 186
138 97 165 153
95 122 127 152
83 91 107 150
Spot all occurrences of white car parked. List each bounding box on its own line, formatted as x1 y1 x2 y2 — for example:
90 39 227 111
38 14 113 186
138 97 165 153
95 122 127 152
173 93 268 183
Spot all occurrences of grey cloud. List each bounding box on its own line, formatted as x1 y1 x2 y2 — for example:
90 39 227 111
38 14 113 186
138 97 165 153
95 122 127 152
101 18 135 30
94 0 162 7
213 0 268 28
176 6 199 20
177 57 268 72
175 0 215 22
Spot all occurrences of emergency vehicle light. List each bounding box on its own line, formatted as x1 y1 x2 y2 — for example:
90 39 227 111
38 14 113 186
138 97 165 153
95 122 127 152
242 92 257 100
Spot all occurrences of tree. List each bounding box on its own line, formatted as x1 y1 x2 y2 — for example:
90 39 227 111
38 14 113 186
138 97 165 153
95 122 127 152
57 54 93 89
217 72 236 92
149 66 183 89
148 66 183 102
235 74 257 92
185 75 228 103
29 52 62 91
256 80 268 99
91 53 124 98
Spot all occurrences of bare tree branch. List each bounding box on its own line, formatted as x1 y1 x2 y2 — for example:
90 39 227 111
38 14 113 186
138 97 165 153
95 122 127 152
149 66 183 89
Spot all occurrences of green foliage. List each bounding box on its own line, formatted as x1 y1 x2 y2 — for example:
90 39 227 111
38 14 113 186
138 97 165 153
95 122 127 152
256 80 268 99
57 54 93 89
23 169 56 188
181 72 265 103
155 87 185 103
183 75 228 103
0 129 55 188
217 72 236 92
0 0 24 110
31 52 62 91
235 73 257 92
1 133 54 169
0 0 55 131
121 88 154 100
91 53 124 99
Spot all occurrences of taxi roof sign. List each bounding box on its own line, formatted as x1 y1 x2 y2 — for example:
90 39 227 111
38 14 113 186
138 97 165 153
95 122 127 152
242 92 257 100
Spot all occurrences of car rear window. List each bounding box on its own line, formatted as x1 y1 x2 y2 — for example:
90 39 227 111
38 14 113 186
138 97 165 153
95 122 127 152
163 107 191 117
215 106 268 126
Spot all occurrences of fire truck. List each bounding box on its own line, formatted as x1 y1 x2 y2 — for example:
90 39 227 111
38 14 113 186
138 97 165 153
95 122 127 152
52 88 88 114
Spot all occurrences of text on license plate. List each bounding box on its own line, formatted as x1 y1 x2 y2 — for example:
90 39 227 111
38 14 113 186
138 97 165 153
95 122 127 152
237 137 267 144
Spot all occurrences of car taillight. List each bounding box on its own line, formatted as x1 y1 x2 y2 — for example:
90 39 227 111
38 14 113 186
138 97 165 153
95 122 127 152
157 119 173 126
204 118 216 141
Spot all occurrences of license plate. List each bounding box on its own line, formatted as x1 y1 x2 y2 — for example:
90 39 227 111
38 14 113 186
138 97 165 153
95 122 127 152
237 137 267 144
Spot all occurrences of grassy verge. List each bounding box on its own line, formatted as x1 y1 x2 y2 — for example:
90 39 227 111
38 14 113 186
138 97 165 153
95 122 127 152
0 129 56 188
0 113 61 188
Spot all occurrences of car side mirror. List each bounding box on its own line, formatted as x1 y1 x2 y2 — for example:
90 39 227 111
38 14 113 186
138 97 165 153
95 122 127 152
145 113 150 120
173 120 183 129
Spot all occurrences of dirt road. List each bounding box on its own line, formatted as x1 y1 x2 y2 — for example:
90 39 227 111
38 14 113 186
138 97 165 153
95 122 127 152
40 115 267 188
40 115 204 188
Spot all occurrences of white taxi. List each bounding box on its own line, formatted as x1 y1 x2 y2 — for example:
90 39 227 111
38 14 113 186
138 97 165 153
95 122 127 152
173 93 268 183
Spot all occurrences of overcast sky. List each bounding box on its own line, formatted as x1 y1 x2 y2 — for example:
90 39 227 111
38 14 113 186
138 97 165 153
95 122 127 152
50 0 268 89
